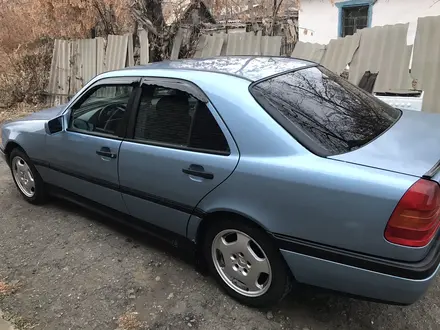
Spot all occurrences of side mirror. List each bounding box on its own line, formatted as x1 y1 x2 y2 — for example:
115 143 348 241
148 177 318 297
45 115 64 135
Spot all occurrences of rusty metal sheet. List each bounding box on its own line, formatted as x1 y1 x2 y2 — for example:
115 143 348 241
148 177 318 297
71 38 98 93
126 33 134 67
320 33 360 74
96 37 106 74
411 15 440 114
70 40 80 94
47 39 60 101
261 36 282 56
193 35 206 58
226 32 262 56
106 34 129 71
139 30 150 65
349 24 413 92
47 39 71 105
171 28 184 60
194 34 224 58
291 41 326 63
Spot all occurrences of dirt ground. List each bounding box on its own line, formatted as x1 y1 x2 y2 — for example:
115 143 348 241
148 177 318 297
1 159 440 330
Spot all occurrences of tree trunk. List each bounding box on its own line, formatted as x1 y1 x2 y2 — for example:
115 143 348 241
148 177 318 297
143 0 165 29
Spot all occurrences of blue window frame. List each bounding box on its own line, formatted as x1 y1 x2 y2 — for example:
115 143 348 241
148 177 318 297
336 0 374 38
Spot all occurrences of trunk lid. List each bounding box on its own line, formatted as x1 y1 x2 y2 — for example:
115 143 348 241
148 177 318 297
330 109 440 178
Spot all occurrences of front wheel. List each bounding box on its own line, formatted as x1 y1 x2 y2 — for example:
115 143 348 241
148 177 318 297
10 148 47 205
203 218 293 307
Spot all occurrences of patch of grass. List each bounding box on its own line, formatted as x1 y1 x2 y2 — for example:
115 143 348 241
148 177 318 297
2 311 36 330
117 311 145 330
0 103 43 126
0 281 19 296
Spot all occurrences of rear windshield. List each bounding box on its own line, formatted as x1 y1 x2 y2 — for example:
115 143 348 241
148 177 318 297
250 66 401 156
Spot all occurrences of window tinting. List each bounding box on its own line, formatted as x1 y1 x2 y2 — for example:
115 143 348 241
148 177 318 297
251 66 401 156
189 103 230 153
70 85 133 137
342 5 369 37
134 85 229 153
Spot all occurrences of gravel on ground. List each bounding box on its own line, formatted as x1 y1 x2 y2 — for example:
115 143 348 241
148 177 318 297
0 159 439 330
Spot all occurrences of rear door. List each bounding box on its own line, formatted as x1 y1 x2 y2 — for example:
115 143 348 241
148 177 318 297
118 78 239 236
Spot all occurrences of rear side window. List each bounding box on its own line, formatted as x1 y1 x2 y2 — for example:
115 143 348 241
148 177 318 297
251 66 401 156
134 85 229 154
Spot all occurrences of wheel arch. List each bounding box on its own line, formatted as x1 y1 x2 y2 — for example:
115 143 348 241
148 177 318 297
192 209 296 303
194 210 273 248
3 141 25 163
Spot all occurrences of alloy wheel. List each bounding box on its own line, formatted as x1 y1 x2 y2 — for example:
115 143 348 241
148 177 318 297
211 229 272 297
12 156 35 198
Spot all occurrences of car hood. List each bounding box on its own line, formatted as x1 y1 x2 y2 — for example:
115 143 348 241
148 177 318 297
330 109 440 178
20 104 67 121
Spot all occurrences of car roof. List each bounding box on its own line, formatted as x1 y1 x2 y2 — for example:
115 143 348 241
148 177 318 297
122 56 315 82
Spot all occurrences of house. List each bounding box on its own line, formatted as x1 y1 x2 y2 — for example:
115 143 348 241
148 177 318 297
215 2 298 22
298 0 440 44
163 0 216 25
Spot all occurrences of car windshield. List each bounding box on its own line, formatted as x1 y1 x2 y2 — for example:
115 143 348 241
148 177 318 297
251 66 401 156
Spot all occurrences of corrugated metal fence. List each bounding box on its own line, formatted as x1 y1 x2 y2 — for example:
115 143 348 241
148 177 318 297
47 31 285 104
291 15 440 114
47 34 139 104
49 17 440 113
192 31 283 58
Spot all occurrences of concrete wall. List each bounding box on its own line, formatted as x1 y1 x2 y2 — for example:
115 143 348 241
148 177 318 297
299 0 440 45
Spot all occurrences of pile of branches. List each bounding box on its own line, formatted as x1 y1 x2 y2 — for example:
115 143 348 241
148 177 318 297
0 39 53 107
131 0 201 61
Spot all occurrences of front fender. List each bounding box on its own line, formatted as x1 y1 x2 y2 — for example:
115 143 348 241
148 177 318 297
1 120 47 160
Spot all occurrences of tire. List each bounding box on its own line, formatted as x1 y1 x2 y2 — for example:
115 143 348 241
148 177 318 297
203 217 293 307
9 148 47 205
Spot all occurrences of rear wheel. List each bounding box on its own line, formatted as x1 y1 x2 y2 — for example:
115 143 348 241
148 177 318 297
10 148 47 204
203 217 293 307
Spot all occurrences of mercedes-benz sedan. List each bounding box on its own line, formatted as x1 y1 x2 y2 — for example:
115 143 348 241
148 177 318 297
1 56 440 307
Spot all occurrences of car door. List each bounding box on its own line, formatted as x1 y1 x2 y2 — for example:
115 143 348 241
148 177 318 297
42 77 139 212
118 78 240 236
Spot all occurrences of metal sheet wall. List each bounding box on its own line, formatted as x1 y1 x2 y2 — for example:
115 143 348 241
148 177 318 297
139 30 150 65
349 24 413 92
106 35 129 71
47 39 71 105
291 42 326 63
320 33 360 74
411 15 440 114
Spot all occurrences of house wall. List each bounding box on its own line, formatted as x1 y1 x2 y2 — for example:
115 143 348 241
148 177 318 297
299 0 440 45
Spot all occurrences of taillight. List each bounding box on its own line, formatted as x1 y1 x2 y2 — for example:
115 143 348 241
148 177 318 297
385 179 440 247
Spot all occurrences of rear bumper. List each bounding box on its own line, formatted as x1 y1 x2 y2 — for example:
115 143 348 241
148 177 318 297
277 234 440 305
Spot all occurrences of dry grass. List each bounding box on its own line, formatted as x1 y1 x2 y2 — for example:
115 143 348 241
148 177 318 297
0 280 19 296
0 103 43 126
0 41 52 108
117 311 144 330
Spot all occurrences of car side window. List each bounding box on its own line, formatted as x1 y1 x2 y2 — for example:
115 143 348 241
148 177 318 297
69 84 133 137
134 84 230 154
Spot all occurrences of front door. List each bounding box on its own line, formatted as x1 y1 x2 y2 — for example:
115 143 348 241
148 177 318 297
118 80 239 236
42 77 138 212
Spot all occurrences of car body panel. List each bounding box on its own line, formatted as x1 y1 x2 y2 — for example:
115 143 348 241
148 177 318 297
20 104 66 121
1 120 48 162
331 109 440 178
124 57 312 81
193 153 427 262
40 130 127 212
1 56 440 306
281 249 440 305
118 139 239 236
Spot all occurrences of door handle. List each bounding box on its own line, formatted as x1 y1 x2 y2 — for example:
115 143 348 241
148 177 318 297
182 164 214 180
96 147 117 159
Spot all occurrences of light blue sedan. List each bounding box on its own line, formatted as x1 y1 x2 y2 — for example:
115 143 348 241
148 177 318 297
1 56 440 307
